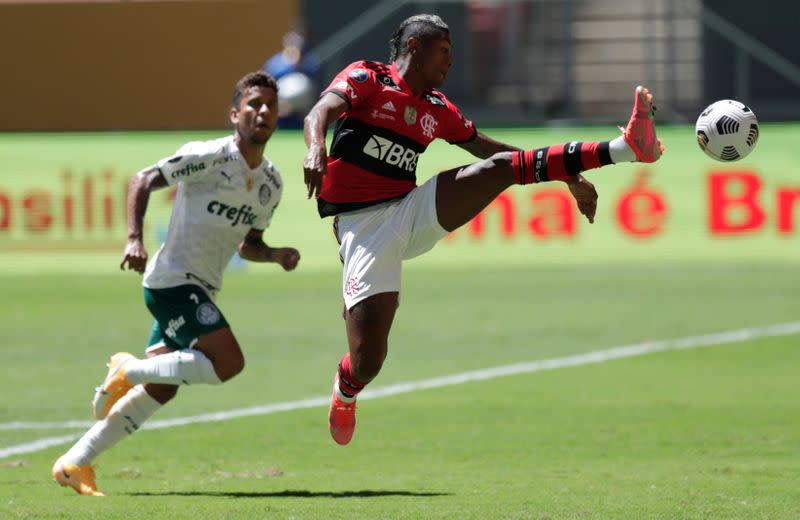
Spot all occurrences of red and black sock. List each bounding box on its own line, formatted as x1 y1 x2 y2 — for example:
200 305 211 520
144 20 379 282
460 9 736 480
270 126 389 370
337 352 366 399
512 141 614 185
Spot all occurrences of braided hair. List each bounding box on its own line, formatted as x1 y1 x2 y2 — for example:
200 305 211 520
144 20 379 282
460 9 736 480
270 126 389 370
388 14 449 63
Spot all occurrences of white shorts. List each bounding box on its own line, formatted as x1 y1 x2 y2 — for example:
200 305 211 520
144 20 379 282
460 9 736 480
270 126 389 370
335 175 447 309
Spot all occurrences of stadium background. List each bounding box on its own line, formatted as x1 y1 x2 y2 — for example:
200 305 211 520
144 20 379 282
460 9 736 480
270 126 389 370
1 0 798 265
1 1 798 518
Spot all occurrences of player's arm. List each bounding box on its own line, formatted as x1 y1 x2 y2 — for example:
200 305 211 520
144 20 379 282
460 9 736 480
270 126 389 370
457 131 522 159
238 229 300 271
120 166 168 273
303 92 348 199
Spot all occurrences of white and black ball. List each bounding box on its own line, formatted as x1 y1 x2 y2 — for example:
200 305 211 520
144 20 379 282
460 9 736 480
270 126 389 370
695 100 759 162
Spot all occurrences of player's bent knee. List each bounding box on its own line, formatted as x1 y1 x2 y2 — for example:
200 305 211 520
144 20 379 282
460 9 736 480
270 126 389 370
196 327 245 382
144 383 179 404
214 350 245 382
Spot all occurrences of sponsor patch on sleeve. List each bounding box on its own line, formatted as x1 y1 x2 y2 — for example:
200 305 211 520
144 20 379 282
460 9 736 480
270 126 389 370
349 68 368 82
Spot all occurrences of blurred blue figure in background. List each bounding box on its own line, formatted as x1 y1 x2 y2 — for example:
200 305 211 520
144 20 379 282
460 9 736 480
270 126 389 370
264 28 321 129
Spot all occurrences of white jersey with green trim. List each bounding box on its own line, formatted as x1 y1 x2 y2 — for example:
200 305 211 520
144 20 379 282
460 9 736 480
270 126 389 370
142 135 282 296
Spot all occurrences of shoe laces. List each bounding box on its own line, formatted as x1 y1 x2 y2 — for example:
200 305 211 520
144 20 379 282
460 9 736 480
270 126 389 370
333 398 355 412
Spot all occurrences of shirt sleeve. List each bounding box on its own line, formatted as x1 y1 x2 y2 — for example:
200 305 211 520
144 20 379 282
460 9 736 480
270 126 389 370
320 61 382 111
156 141 221 186
437 95 478 144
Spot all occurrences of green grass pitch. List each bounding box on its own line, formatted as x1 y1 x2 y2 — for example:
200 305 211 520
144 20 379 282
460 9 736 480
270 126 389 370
0 126 798 518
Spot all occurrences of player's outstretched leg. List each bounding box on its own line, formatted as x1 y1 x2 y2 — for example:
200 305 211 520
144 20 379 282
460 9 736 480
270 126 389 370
435 85 664 232
505 84 665 179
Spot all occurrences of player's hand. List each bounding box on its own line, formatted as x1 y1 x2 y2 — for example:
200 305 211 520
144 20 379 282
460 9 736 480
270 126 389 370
271 247 300 271
120 238 148 273
566 174 598 224
303 144 327 199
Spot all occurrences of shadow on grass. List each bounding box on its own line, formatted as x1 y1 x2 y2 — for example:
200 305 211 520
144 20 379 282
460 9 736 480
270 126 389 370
128 489 451 498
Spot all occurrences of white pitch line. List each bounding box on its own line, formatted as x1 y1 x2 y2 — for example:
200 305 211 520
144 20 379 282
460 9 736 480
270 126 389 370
0 434 83 459
0 421 94 431
2 320 799 460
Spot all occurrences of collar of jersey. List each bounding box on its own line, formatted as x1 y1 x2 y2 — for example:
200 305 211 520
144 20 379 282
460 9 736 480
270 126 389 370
227 135 265 172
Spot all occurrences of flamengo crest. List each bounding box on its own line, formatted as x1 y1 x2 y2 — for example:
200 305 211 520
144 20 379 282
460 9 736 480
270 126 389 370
420 112 438 139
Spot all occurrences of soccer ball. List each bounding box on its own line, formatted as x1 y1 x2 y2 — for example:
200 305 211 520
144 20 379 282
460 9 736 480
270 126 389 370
695 100 759 162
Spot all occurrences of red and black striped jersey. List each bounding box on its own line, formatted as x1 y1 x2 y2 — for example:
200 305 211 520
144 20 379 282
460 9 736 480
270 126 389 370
317 60 477 217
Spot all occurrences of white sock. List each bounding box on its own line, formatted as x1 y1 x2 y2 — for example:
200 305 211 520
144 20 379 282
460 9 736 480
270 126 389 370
124 348 222 386
609 135 636 163
62 385 161 466
334 378 357 403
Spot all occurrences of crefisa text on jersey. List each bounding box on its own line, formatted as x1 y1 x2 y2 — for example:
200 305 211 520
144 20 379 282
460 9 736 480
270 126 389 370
169 161 206 179
206 201 259 227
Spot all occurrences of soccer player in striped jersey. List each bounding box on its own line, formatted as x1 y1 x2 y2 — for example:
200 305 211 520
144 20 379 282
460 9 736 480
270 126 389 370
303 14 663 445
52 71 300 496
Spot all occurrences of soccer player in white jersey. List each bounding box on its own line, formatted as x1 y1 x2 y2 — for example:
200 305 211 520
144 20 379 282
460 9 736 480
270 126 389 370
52 71 300 496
